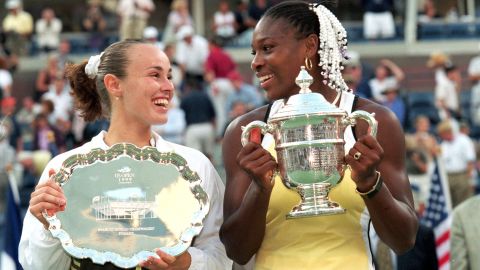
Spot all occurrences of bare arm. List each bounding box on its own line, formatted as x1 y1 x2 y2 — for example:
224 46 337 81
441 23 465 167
347 99 418 254
219 107 277 264
381 59 405 82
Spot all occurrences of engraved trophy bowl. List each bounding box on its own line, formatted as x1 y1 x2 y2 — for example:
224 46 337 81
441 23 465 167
241 66 378 219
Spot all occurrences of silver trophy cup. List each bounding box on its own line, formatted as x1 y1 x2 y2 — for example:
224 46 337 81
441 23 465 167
241 67 377 218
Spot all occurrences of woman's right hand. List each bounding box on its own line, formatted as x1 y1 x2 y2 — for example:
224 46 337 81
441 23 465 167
237 141 277 192
29 169 66 229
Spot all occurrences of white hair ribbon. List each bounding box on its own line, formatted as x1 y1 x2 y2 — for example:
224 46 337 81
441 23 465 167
85 52 104 79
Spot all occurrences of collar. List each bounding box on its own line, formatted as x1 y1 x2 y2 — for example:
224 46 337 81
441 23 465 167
92 130 174 152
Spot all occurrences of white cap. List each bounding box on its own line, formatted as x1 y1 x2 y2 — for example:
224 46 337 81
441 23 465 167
143 26 159 40
176 25 194 41
6 0 21 9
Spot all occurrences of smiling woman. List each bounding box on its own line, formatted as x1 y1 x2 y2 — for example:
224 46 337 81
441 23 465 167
18 40 232 270
220 1 418 269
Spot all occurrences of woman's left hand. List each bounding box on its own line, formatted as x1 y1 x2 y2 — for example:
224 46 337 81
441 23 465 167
139 249 191 270
345 135 384 191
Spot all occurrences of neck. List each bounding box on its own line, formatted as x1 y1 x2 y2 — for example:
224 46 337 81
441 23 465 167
309 79 340 105
105 114 152 147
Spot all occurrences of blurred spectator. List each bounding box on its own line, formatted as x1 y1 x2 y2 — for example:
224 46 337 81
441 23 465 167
82 2 107 52
380 84 406 127
39 99 55 125
205 38 236 83
175 25 209 90
427 51 451 86
212 1 236 47
369 59 404 103
225 100 248 132
204 37 236 137
468 52 480 126
225 70 263 117
362 0 395 39
162 0 193 44
418 0 439 23
435 64 461 120
35 8 62 53
32 113 65 156
1 97 21 149
163 43 182 90
405 115 439 171
117 0 155 40
451 195 480 269
0 124 16 223
2 0 33 56
248 0 268 25
342 51 372 99
0 56 13 98
15 96 37 151
405 115 440 209
437 120 476 208
180 81 216 160
143 26 164 49
34 53 59 102
233 0 255 35
151 95 185 145
57 39 72 70
42 74 73 126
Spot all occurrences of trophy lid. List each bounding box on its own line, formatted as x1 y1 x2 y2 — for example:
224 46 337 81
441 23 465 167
270 66 345 121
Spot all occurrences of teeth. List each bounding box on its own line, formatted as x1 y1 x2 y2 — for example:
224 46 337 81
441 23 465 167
259 74 273 83
153 99 169 106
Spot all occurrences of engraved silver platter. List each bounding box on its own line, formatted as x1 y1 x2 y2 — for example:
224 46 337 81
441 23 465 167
45 143 209 268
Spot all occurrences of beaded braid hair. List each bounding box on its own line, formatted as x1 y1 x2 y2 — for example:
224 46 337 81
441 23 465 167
311 3 349 93
262 1 350 94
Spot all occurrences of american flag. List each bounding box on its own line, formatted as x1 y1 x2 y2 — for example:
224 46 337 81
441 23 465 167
421 159 452 270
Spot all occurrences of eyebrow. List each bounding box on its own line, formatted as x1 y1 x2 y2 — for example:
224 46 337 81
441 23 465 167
146 66 172 73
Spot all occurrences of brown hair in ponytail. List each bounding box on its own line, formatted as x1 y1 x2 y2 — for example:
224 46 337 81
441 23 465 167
65 39 147 122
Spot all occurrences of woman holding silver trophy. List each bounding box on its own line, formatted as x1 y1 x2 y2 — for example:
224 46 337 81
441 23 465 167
220 1 418 269
19 40 231 270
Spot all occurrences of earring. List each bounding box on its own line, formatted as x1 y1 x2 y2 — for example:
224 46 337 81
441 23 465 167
305 57 313 70
115 96 119 101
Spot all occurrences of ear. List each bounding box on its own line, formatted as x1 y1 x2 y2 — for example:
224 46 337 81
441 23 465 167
304 33 319 59
103 74 122 98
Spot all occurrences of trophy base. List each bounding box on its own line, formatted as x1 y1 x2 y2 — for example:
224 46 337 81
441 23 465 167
286 201 345 219
286 183 346 219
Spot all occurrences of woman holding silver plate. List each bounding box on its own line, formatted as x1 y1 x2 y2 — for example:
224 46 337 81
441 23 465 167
19 40 231 270
220 1 418 269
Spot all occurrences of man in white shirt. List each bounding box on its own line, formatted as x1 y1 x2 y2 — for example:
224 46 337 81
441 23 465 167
437 120 476 207
117 0 155 40
35 8 62 53
468 53 480 126
435 65 461 120
174 25 209 90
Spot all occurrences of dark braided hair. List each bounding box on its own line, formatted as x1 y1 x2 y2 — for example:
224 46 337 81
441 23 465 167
262 1 320 40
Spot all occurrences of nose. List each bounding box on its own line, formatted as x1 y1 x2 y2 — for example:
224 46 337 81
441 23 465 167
162 77 174 96
251 53 263 72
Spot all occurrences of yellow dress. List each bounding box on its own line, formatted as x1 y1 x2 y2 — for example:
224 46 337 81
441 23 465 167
255 92 374 270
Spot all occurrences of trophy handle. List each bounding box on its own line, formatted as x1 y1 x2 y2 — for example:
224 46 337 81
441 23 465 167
344 111 378 138
241 120 271 146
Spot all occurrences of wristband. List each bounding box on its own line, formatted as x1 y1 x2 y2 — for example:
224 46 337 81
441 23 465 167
355 171 382 199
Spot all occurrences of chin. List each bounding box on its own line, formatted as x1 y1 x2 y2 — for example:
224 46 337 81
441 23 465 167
151 117 168 126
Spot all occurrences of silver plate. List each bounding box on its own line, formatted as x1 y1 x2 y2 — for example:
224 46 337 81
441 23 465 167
45 143 209 268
